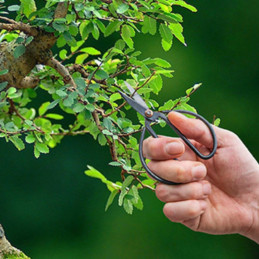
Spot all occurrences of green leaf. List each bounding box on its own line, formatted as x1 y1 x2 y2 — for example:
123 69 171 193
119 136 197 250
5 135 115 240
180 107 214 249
39 102 50 116
85 165 107 182
185 83 202 96
56 90 67 98
148 74 163 94
176 103 197 115
121 25 135 48
35 142 49 154
53 21 67 32
25 134 35 144
132 195 143 210
104 20 123 37
48 99 60 110
109 161 121 166
161 38 173 51
130 185 139 204
98 133 107 146
213 118 221 127
159 24 173 43
85 165 118 192
110 93 121 103
169 22 186 46
75 54 89 65
117 3 129 14
81 47 101 55
142 16 157 35
14 45 26 59
45 113 64 120
118 175 134 206
172 1 197 12
105 190 118 211
123 197 133 214
8 5 20 12
73 103 85 113
10 136 25 151
85 103 95 112
95 70 109 80
0 81 8 91
153 58 171 68
0 69 8 76
59 49 67 60
20 0 37 18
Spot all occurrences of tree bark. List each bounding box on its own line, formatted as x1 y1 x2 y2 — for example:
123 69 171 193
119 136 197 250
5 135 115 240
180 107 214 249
0 225 29 258
0 2 71 89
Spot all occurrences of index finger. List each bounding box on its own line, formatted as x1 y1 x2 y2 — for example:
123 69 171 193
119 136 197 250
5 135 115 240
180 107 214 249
168 111 216 149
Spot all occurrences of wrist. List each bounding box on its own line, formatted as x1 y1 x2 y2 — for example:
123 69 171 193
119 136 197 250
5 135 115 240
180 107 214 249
242 219 259 244
241 169 259 244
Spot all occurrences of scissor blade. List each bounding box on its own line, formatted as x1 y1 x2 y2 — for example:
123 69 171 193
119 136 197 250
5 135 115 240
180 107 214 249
118 90 147 117
124 82 149 110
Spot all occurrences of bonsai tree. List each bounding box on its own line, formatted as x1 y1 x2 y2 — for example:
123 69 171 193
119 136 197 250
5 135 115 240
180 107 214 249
0 0 213 257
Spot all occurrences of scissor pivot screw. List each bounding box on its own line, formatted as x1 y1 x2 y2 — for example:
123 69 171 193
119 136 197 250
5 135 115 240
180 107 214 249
145 109 153 118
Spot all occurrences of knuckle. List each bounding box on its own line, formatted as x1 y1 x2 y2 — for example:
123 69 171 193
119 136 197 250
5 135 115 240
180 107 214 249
187 201 200 217
156 185 170 202
174 166 187 183
189 183 203 199
148 140 159 157
147 160 156 171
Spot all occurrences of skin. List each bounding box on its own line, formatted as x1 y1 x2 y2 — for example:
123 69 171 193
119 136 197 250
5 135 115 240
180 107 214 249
143 111 259 243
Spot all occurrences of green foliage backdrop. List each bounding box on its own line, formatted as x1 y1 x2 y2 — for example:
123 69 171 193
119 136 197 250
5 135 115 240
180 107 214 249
0 0 258 258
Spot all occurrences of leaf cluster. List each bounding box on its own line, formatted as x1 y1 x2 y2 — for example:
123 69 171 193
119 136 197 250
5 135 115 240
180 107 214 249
0 0 216 214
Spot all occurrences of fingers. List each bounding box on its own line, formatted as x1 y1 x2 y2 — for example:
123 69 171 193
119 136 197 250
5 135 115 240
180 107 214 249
148 160 207 183
163 200 207 222
156 181 211 224
143 136 185 160
156 181 211 202
168 111 216 149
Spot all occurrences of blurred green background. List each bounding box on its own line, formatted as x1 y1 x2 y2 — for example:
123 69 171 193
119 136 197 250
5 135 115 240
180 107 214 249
1 0 259 258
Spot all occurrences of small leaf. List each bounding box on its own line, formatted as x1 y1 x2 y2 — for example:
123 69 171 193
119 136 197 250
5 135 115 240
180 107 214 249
121 25 135 48
104 21 122 37
98 133 107 146
39 102 50 116
25 134 36 144
14 45 26 59
110 93 121 103
172 0 197 12
21 0 37 18
0 69 8 76
213 118 221 127
117 3 129 14
169 22 186 46
123 197 133 214
109 161 121 166
8 5 20 12
45 113 64 120
0 82 8 91
85 165 107 182
81 47 101 55
10 136 25 151
35 142 49 154
105 190 118 211
73 103 85 113
159 24 173 43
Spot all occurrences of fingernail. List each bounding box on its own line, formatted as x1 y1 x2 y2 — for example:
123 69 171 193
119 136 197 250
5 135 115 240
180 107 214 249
203 183 211 195
199 200 207 212
192 165 206 180
165 142 184 155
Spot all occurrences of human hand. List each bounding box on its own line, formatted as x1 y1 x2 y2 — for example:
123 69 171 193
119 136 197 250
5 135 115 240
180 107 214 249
143 111 259 243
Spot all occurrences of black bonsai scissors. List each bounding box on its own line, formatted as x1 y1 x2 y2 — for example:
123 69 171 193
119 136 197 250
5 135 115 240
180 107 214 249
118 82 217 185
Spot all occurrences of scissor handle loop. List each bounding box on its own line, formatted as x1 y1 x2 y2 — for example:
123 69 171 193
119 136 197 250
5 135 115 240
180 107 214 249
161 110 217 160
138 109 217 185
